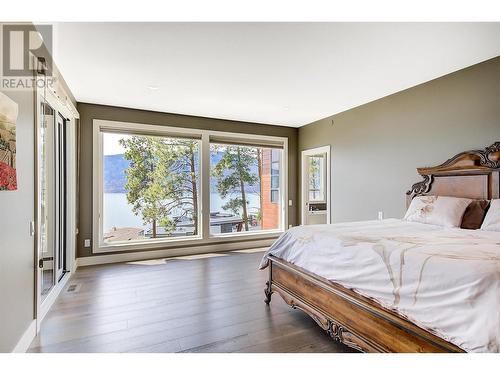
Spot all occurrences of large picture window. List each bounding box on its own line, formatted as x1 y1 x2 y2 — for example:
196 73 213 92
101 132 201 244
209 144 283 234
94 120 287 252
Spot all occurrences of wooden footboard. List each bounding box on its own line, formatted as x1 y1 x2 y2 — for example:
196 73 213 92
264 255 465 353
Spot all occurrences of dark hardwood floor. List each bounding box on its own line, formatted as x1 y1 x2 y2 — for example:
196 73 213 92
29 249 356 353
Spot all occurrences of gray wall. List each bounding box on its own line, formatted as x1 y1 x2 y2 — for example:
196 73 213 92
0 90 35 352
0 22 75 351
77 103 299 258
299 56 500 223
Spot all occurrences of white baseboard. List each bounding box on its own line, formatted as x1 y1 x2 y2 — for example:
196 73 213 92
12 319 36 353
76 238 274 267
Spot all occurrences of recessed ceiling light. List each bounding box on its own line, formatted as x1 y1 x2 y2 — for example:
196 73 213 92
148 86 159 90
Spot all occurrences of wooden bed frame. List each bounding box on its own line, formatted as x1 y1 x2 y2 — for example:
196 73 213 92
264 142 500 353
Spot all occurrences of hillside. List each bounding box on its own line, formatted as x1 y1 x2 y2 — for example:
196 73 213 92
103 153 260 194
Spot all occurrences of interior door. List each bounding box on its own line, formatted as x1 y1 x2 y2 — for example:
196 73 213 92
302 147 330 225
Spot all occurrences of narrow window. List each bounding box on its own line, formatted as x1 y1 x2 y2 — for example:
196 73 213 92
308 155 325 202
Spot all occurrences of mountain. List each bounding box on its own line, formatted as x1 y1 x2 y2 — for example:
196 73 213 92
104 153 260 194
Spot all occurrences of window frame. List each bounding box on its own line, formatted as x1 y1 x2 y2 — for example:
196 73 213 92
92 119 288 253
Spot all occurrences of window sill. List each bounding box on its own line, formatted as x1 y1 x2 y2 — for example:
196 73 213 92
93 230 282 254
209 230 283 240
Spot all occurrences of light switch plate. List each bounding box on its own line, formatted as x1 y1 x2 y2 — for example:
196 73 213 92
378 211 384 220
84 239 91 248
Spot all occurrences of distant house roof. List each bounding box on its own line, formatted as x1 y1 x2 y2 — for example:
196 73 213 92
103 227 144 242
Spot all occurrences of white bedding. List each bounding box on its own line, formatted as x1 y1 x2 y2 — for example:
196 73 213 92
260 219 500 352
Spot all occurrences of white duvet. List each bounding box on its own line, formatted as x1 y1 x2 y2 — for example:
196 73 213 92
260 219 500 352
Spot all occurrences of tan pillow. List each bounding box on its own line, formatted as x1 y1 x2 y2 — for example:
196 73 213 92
404 195 472 228
480 199 500 232
461 200 490 230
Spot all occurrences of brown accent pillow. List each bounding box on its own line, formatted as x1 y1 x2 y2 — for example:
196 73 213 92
460 200 490 229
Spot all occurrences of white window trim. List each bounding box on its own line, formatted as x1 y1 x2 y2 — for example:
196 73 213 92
92 119 288 253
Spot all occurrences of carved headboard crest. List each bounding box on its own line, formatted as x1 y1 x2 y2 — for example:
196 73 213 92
406 142 500 203
406 175 433 199
478 142 500 168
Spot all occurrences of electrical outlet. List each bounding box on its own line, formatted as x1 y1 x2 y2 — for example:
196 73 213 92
378 211 384 220
288 200 293 206
84 239 91 248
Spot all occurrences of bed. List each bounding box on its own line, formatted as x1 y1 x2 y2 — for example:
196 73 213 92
261 143 500 353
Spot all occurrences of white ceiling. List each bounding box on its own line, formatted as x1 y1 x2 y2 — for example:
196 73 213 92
52 23 500 127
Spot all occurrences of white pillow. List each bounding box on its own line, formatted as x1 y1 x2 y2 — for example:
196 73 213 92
480 199 500 232
404 195 472 228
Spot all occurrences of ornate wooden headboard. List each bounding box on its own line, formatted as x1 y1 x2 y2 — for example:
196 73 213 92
406 142 500 207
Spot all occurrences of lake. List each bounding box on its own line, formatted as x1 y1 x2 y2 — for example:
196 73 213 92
103 192 261 233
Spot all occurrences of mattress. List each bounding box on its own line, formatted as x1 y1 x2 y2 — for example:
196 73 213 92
260 219 500 352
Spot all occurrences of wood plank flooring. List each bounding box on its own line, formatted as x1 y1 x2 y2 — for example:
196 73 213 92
29 249 356 353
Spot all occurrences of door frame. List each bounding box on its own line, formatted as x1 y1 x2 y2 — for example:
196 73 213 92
301 145 331 225
34 77 79 331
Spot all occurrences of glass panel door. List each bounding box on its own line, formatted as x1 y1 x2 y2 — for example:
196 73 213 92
39 102 55 300
39 102 69 300
55 113 67 282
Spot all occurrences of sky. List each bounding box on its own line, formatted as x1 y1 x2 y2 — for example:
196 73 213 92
103 133 130 155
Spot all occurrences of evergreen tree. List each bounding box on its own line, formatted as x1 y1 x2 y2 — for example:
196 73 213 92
120 136 199 238
212 145 259 231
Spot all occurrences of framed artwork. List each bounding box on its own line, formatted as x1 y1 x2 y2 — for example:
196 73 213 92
0 92 18 190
